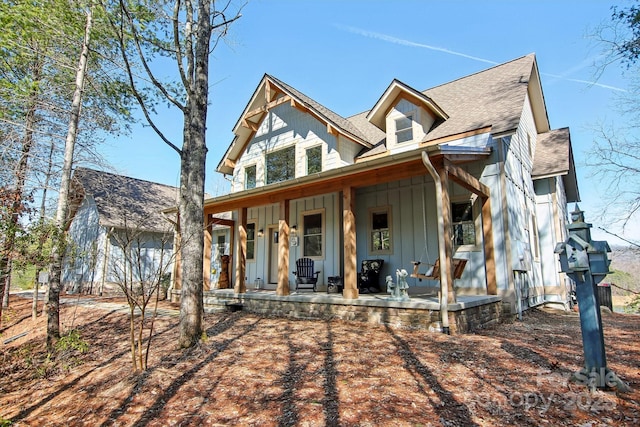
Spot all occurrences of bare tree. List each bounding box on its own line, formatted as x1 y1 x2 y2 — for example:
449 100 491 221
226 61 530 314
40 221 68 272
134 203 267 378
588 3 640 231
104 0 243 348
109 215 175 371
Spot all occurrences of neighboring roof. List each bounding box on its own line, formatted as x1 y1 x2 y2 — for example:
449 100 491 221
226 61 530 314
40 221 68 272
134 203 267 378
70 168 179 233
532 127 580 202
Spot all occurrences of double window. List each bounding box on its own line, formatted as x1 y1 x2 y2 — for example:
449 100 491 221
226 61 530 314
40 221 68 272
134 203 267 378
395 115 413 143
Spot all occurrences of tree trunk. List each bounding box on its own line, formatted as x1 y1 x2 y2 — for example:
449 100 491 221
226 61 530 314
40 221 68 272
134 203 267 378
177 0 211 348
47 8 92 351
0 45 44 316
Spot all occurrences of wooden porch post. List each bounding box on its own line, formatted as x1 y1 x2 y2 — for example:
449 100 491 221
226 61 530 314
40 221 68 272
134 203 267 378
438 166 456 303
442 159 497 297
203 214 212 291
482 196 497 295
234 207 247 294
277 200 291 296
343 186 358 299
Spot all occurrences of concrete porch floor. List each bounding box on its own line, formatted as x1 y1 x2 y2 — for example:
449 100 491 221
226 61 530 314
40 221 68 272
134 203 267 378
198 288 503 334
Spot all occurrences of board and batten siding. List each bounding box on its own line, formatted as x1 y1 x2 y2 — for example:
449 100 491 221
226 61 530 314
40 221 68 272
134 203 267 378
230 102 343 193
535 175 571 305
62 196 105 291
501 95 545 308
356 176 488 294
242 193 340 290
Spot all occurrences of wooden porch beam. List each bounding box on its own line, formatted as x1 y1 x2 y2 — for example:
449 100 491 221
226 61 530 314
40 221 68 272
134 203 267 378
234 207 247 294
277 200 291 296
207 217 235 228
443 159 497 296
204 158 426 215
443 159 491 197
343 186 358 299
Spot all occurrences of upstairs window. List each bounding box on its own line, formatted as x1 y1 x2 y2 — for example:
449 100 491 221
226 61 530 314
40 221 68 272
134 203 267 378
452 201 476 246
395 115 413 143
266 146 295 185
245 165 256 190
306 146 322 174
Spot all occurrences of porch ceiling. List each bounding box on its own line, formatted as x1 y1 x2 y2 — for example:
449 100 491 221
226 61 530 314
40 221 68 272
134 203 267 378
203 147 491 216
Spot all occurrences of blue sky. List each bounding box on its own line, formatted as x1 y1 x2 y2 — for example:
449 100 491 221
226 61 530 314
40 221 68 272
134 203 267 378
101 0 636 244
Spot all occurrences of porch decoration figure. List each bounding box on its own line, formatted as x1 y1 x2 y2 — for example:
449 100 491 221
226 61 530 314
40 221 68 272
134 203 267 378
386 269 410 301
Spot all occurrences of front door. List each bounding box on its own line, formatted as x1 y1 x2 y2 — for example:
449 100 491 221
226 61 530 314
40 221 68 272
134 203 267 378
269 227 279 284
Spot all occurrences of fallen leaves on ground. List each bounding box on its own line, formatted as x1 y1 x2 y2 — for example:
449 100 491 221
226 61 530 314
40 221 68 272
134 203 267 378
1 295 639 426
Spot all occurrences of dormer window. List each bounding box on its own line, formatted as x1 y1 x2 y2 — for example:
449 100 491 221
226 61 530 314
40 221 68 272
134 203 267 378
395 115 413 143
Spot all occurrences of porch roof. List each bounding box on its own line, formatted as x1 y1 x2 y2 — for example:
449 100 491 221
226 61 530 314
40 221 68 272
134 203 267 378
203 145 492 215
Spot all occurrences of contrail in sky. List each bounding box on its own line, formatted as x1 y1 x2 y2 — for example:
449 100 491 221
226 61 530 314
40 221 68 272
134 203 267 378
336 24 626 92
335 24 498 65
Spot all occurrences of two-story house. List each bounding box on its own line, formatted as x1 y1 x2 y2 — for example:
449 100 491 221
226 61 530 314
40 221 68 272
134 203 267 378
184 53 578 319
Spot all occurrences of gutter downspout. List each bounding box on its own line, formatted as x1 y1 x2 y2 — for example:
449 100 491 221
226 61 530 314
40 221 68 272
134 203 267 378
421 152 450 334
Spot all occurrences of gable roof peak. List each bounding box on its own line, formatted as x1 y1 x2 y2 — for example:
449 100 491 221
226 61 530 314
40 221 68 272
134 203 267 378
367 78 449 130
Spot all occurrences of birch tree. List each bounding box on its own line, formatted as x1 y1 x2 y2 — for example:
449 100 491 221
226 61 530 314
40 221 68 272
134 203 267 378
105 0 242 348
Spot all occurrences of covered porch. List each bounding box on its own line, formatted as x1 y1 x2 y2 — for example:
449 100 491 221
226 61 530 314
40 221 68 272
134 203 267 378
205 147 495 293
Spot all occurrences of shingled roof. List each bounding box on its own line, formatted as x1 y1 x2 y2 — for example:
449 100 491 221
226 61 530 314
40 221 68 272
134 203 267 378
219 54 549 169
349 54 541 159
532 127 580 202
421 54 539 142
71 168 179 233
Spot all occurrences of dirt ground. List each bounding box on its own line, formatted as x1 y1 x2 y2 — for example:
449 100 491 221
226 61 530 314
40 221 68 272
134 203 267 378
1 294 639 426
